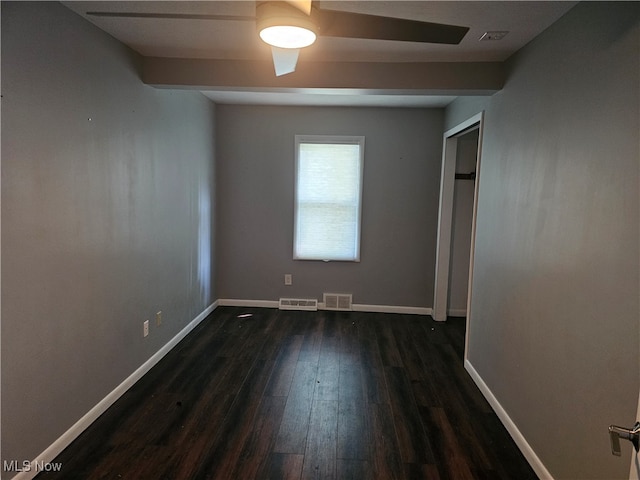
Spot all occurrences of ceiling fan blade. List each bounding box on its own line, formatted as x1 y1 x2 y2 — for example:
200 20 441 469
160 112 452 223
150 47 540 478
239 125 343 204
312 8 469 45
85 11 255 21
271 47 300 76
284 0 312 15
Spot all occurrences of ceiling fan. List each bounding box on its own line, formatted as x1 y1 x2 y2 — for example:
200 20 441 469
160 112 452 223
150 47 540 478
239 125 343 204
86 1 470 76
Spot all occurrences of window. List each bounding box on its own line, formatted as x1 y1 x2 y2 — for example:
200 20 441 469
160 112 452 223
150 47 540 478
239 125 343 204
294 135 365 261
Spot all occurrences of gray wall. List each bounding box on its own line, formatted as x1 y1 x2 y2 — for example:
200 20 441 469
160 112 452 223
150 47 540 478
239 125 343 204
216 105 443 308
1 2 216 471
447 3 639 479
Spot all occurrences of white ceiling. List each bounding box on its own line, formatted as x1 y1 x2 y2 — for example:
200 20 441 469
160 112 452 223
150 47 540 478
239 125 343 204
63 1 578 107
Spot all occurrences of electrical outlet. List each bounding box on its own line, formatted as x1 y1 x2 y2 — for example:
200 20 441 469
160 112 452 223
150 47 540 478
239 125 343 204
284 274 292 285
156 311 162 326
143 320 149 337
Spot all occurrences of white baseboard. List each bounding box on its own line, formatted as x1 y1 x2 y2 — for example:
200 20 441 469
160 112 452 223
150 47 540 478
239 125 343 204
13 302 218 480
464 359 554 480
447 308 467 317
217 298 279 308
217 298 431 316
352 303 431 315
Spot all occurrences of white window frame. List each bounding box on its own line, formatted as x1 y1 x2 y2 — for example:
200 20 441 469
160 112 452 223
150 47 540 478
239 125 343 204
293 135 365 262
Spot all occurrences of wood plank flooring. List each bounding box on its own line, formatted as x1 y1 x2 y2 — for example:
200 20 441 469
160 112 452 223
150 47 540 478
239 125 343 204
37 307 537 480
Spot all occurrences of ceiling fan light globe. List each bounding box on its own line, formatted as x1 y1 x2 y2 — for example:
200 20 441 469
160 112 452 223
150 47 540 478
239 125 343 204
259 25 316 49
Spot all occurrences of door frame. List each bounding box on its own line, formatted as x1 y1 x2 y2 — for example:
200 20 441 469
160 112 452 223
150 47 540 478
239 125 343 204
633 375 640 478
432 112 484 323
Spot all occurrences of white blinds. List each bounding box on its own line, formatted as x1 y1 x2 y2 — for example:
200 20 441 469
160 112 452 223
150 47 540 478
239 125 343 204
294 136 364 261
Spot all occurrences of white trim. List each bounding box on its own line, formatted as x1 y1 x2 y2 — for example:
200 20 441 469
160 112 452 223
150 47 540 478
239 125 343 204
433 112 484 323
432 134 457 321
13 302 218 480
352 303 431 316
633 361 640 478
446 308 467 317
464 359 554 480
444 113 484 139
464 112 484 361
218 299 431 316
217 298 279 309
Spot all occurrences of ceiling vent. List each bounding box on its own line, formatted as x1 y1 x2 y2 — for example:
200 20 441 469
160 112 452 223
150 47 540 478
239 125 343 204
279 298 318 311
479 31 509 41
323 293 353 311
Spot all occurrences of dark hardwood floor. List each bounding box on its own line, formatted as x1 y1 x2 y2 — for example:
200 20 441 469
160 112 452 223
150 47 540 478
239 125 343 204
37 307 537 480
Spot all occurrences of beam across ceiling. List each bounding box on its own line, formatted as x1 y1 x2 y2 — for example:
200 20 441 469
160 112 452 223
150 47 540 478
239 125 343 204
142 57 504 95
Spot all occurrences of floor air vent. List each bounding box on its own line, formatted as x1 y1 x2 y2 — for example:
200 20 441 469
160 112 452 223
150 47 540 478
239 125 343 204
323 293 353 311
279 298 318 311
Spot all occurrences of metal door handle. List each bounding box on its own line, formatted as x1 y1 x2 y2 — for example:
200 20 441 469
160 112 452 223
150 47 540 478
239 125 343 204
609 422 640 456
